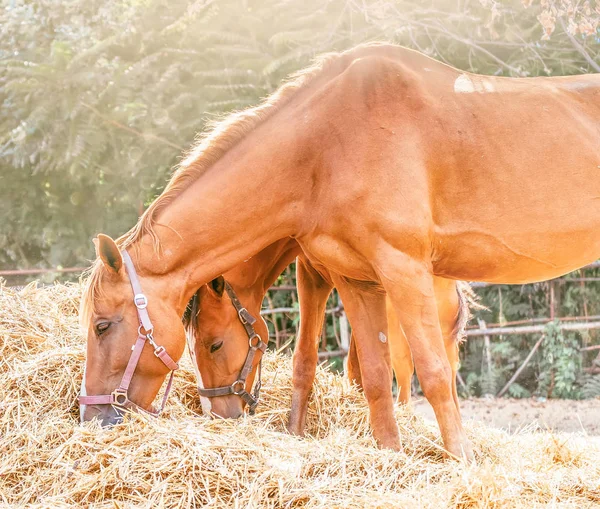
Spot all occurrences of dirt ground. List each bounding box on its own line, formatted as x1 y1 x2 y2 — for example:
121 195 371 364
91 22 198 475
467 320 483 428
414 397 600 435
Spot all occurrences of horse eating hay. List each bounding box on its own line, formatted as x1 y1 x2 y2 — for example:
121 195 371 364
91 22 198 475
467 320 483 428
79 43 600 460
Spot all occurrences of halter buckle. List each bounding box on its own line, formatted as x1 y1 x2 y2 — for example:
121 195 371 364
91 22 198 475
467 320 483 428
248 399 259 415
134 293 148 309
112 389 129 406
154 345 166 357
238 307 249 324
231 380 245 395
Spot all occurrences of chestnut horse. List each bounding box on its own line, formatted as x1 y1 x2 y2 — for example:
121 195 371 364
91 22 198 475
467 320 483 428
184 238 474 435
79 43 600 460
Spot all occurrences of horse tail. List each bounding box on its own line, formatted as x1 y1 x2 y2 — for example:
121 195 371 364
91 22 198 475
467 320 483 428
451 281 486 343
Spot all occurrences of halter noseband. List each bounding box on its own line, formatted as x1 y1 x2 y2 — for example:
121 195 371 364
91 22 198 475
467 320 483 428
78 250 179 417
194 281 267 415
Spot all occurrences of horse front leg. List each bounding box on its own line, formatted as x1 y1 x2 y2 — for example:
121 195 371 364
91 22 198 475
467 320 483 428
331 275 400 450
287 255 333 436
380 254 473 460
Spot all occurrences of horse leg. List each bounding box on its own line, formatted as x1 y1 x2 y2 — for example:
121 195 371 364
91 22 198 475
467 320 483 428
386 296 414 405
346 333 363 388
332 275 399 450
287 255 333 436
380 256 473 460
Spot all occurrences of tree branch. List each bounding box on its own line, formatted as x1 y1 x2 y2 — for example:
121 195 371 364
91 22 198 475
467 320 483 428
81 102 184 151
559 18 600 73
497 334 546 398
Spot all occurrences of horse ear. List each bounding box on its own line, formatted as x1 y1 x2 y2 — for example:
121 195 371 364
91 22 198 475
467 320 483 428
94 234 122 273
209 276 225 297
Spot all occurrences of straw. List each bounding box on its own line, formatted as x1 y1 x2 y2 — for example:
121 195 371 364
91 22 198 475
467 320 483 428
1 282 599 508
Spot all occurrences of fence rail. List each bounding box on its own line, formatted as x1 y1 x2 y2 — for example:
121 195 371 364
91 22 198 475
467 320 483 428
4 260 600 284
465 320 600 337
0 267 86 277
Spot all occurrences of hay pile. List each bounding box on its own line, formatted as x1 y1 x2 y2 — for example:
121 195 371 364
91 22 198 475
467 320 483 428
1 283 599 508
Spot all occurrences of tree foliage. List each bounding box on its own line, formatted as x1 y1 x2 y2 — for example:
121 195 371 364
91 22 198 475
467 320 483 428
2 0 600 397
2 0 599 269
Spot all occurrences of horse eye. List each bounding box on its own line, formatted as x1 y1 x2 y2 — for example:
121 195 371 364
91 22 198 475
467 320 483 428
210 341 223 353
96 322 111 336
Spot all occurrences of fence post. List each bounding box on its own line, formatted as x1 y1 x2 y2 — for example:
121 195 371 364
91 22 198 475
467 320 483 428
479 318 495 397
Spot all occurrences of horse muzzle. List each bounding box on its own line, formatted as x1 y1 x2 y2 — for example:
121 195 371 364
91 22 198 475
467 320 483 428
80 403 124 427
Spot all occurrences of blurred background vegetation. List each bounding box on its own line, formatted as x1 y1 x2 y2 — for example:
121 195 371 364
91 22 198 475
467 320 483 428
1 0 600 398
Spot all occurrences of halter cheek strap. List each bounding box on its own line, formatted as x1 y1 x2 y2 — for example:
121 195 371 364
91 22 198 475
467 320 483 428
79 250 179 417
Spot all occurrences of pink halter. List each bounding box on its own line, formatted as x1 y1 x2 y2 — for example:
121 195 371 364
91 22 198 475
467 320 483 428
79 250 179 416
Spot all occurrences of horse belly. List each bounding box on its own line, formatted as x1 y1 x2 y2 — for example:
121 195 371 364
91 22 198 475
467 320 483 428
428 90 600 284
432 224 600 284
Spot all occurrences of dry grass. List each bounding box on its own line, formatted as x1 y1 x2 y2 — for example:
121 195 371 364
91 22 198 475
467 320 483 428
1 283 599 508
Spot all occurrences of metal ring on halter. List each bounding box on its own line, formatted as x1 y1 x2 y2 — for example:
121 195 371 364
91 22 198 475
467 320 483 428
112 389 129 406
231 380 245 395
138 324 153 337
248 333 262 349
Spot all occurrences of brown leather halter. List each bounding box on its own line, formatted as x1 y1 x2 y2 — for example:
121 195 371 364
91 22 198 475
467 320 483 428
189 281 267 415
78 250 179 416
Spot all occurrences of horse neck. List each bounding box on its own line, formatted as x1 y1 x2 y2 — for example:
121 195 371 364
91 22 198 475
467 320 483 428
223 238 301 310
133 119 311 314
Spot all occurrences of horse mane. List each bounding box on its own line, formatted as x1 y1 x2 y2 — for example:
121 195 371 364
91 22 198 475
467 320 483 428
80 44 370 321
118 47 355 254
